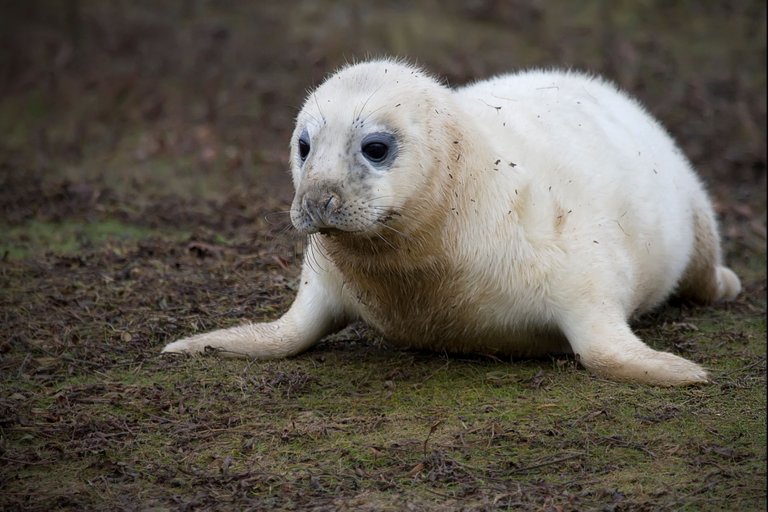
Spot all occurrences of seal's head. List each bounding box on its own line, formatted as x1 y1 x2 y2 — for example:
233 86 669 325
289 60 456 241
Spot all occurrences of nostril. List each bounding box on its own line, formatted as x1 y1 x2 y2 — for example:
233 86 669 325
300 189 341 229
323 193 340 212
302 195 319 219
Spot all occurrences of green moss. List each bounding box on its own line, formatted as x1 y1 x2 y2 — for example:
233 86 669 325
0 218 189 259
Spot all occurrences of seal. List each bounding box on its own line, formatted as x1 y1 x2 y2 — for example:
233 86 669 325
162 59 741 386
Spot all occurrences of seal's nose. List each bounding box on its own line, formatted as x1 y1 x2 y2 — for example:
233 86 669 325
302 190 342 227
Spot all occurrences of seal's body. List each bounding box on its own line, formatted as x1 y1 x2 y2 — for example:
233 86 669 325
163 60 740 385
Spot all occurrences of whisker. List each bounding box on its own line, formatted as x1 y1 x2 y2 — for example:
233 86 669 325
371 230 397 251
376 221 410 239
304 235 327 274
359 103 389 125
354 83 384 124
304 110 323 126
277 222 296 235
264 210 292 225
312 93 327 124
367 206 416 223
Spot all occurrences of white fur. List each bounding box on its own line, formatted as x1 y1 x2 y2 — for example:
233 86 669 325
163 59 740 386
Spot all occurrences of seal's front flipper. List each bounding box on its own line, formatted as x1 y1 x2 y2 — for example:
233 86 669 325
162 255 349 359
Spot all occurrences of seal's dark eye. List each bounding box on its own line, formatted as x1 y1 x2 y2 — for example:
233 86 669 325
298 129 310 162
361 132 397 166
299 139 310 160
362 142 388 163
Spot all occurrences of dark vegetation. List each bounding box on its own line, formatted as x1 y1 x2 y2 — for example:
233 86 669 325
1 1 765 510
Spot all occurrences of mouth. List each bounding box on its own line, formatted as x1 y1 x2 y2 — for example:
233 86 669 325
317 227 345 236
291 195 400 236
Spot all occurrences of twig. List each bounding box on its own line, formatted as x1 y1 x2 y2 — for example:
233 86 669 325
423 420 445 455
508 452 585 474
423 487 456 499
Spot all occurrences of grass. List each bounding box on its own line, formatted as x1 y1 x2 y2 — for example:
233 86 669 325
0 219 190 260
3 289 765 510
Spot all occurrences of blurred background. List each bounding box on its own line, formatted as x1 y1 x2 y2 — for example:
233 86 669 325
0 0 765 255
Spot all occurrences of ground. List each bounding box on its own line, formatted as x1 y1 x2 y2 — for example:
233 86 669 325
0 1 766 511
